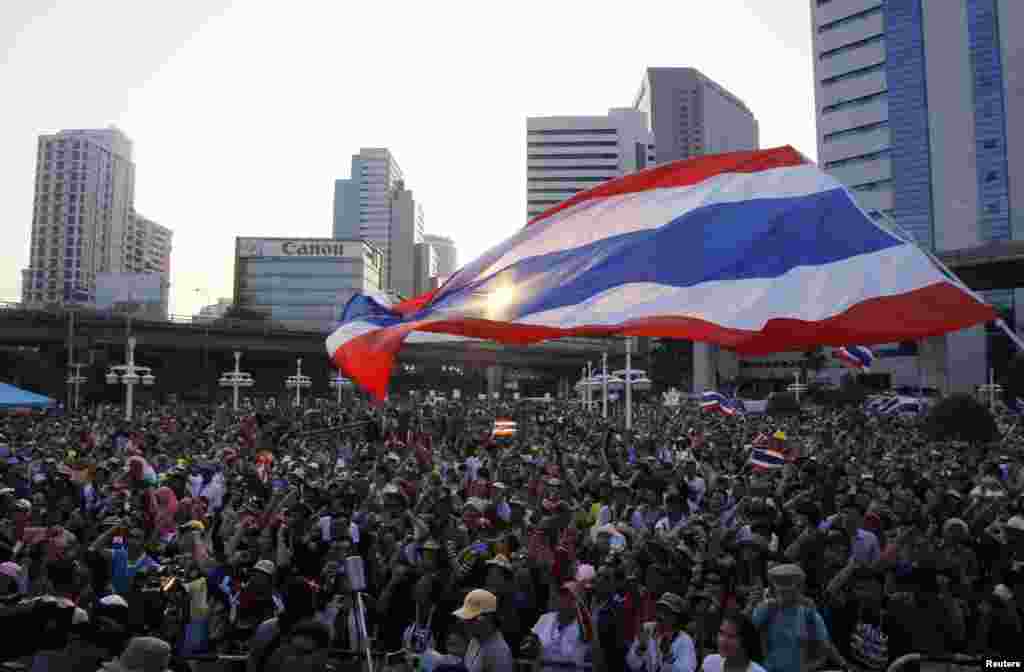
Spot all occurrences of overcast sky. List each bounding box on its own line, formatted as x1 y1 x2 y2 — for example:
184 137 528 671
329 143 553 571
0 0 816 317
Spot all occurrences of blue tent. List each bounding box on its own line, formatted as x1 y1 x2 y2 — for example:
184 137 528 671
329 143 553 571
0 382 56 408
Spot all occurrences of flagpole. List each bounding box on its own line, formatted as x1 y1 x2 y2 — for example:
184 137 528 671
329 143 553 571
587 361 593 413
580 366 586 407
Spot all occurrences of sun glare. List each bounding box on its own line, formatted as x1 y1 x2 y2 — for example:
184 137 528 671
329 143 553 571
486 285 517 318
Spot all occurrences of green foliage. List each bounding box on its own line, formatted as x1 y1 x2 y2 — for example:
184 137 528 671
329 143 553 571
767 391 801 416
650 338 692 392
923 393 999 445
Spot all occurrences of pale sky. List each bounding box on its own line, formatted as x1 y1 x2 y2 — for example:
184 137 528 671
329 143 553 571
0 0 816 318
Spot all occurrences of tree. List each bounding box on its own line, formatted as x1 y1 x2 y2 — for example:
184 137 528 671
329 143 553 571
650 338 692 392
923 393 999 446
801 346 828 384
767 391 801 416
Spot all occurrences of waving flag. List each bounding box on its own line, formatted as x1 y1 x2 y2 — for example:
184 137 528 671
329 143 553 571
834 345 874 371
700 391 740 416
327 146 995 401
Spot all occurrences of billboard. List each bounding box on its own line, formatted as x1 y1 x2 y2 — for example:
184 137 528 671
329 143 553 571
95 273 166 318
237 238 369 260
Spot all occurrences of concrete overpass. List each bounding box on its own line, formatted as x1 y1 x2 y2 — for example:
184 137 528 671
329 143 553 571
0 302 632 404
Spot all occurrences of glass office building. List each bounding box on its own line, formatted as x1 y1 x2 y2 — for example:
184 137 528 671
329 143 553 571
233 237 383 332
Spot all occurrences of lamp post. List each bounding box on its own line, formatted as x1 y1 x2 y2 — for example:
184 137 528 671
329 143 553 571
787 370 807 404
285 358 312 408
66 363 87 412
331 374 353 406
219 351 255 413
105 336 155 421
602 352 609 419
979 368 1002 412
625 337 633 430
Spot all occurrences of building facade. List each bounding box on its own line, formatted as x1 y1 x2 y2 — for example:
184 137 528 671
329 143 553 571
414 241 439 296
634 67 759 165
810 0 1024 393
526 108 655 222
233 237 383 332
333 148 425 297
22 126 158 308
423 233 458 278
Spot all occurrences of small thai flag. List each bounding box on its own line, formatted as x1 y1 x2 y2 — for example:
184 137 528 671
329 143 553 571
701 391 740 416
834 345 874 371
492 418 517 438
1010 397 1024 415
750 447 787 470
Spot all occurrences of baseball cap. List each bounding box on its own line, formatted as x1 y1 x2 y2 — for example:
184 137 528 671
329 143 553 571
656 592 687 615
251 560 276 578
452 589 498 620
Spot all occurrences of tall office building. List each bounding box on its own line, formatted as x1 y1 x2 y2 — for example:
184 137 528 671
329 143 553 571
632 68 760 392
333 148 424 296
634 67 759 164
414 241 438 296
526 108 655 222
810 0 1023 392
423 233 458 278
23 126 154 307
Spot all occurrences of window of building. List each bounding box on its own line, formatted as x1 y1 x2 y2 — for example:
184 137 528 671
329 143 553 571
528 153 619 160
983 139 998 149
818 4 884 33
985 170 1000 183
987 202 1001 214
821 61 886 86
850 178 893 192
527 128 618 136
824 148 891 169
820 33 885 60
822 90 887 114
823 120 888 142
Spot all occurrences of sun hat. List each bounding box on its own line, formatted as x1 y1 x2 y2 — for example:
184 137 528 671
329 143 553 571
452 589 498 620
101 636 171 672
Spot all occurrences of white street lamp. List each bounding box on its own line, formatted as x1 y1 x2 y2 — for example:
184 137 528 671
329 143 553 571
331 374 353 405
219 350 255 412
66 363 87 412
285 357 312 408
979 368 1003 412
787 371 808 404
105 336 155 421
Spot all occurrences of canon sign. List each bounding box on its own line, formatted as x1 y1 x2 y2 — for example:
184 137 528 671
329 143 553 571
282 241 344 256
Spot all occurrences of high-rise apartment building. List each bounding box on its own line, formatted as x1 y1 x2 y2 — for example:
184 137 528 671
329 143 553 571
414 241 438 296
23 126 154 307
333 148 424 296
527 108 655 222
634 67 759 164
423 234 458 278
810 0 1024 392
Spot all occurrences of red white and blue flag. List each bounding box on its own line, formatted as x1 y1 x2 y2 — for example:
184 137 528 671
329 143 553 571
701 391 740 416
326 147 995 401
834 345 874 371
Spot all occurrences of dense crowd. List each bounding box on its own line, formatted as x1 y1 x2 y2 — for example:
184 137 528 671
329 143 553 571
0 393 1017 672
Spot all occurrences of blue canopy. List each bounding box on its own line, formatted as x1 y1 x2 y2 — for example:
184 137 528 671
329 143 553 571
0 382 56 408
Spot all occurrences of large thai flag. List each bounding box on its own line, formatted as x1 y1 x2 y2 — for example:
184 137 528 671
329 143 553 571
834 345 874 371
327 146 995 401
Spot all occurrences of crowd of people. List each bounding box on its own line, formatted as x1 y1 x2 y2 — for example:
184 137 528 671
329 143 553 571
0 391 1016 672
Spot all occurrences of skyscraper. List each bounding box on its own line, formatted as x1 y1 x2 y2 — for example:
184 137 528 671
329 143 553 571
22 126 169 309
810 0 1023 392
634 67 759 164
527 108 655 222
333 148 423 296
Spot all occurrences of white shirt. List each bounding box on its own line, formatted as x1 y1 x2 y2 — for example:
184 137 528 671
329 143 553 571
531 612 589 672
700 654 766 672
626 631 697 672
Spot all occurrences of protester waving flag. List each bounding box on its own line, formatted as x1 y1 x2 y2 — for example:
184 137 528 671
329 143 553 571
326 146 995 401
834 345 874 372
